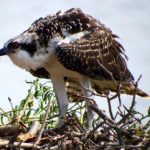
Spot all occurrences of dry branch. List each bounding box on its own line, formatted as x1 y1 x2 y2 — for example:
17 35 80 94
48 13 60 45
17 120 41 142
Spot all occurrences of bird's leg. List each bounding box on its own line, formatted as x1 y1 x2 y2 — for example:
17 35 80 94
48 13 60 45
51 75 69 129
81 78 94 130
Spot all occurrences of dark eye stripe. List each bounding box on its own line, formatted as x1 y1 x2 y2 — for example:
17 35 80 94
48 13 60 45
21 43 37 57
8 41 20 49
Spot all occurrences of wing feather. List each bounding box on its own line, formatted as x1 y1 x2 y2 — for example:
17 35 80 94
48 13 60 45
55 28 134 82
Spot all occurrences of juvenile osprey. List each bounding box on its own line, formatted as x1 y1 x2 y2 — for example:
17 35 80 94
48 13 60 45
0 8 149 128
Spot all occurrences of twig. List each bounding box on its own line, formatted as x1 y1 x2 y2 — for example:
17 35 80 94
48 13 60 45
0 139 41 149
97 60 117 86
104 144 144 149
90 103 131 138
88 120 105 135
33 100 51 148
107 97 114 120
109 93 118 100
17 120 41 142
117 83 122 106
90 102 115 125
117 75 142 125
79 83 108 98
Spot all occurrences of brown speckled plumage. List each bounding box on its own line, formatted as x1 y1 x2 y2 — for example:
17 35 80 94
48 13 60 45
26 8 149 97
1 8 148 97
28 8 133 82
27 8 99 47
55 28 133 82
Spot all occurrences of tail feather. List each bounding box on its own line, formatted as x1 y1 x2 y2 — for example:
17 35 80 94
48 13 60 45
64 78 150 100
92 80 150 99
121 83 150 98
134 88 150 98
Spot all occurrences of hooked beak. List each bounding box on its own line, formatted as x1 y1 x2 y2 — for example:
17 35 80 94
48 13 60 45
0 47 8 56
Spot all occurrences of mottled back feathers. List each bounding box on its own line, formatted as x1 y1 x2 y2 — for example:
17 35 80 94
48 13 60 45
27 8 134 82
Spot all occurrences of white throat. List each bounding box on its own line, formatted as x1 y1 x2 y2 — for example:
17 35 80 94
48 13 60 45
9 50 48 71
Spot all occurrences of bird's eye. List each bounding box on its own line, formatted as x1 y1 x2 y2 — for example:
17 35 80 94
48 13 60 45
10 42 20 49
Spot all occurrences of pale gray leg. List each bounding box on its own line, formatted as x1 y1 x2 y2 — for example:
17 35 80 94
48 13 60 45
51 76 69 128
81 78 94 130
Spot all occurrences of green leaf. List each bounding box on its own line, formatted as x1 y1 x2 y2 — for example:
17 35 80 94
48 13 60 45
26 109 32 118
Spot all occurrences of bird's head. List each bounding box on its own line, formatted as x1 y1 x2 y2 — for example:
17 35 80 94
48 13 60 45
0 32 50 71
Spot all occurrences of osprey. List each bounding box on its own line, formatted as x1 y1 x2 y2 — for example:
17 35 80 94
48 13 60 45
0 8 149 128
